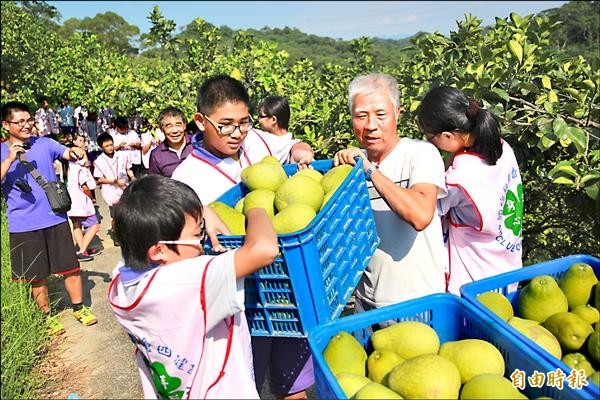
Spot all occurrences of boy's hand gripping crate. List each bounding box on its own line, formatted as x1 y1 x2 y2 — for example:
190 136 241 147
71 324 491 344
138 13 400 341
460 254 600 399
308 293 593 399
211 159 379 337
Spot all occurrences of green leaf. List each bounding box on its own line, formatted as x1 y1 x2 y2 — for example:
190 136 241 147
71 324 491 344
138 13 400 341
510 12 523 28
540 136 555 149
565 126 587 153
557 164 579 178
541 75 551 89
580 173 600 185
584 182 599 201
552 117 567 135
508 40 523 64
409 100 421 113
553 176 574 185
548 90 558 103
491 88 509 101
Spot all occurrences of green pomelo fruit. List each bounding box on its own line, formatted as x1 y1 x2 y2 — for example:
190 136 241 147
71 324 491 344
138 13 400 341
589 370 600 388
518 275 568 323
261 155 280 165
438 339 505 384
241 161 287 192
242 189 275 218
460 374 527 399
371 321 440 360
353 382 403 399
572 304 600 325
588 331 599 363
335 373 372 398
367 349 405 385
543 311 594 352
294 168 324 183
323 331 367 376
321 164 353 194
234 197 245 213
272 203 316 234
477 291 514 321
275 175 324 212
508 317 562 359
387 354 461 399
208 201 245 235
558 263 598 309
320 189 336 211
561 352 595 377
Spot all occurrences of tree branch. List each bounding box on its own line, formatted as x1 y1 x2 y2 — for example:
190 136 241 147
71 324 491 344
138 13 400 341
508 95 600 129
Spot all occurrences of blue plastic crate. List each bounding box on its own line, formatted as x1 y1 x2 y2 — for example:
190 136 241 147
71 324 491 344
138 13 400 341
308 294 593 399
460 254 600 399
210 159 379 337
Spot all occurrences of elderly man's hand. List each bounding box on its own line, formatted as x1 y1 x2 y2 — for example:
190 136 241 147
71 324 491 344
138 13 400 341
333 147 371 171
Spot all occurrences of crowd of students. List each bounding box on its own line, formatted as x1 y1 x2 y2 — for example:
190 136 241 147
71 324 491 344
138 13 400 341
1 73 523 399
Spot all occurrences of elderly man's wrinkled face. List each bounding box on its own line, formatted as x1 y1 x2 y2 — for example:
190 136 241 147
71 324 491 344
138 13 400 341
351 91 400 157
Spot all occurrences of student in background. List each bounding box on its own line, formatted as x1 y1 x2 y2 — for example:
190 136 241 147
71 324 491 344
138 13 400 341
113 116 143 179
66 139 101 261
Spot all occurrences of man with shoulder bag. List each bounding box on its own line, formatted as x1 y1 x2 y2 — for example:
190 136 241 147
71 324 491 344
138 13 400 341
1 101 98 335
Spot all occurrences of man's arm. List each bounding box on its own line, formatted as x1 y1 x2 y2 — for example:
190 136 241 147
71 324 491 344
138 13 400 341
1 143 24 181
62 146 85 162
334 147 438 231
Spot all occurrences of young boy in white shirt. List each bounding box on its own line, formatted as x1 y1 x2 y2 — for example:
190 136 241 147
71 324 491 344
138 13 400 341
171 75 314 206
108 175 278 399
172 75 316 399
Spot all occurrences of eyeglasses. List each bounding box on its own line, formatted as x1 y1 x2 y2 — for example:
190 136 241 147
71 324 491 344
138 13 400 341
158 219 207 247
5 118 35 128
257 114 269 120
203 114 253 137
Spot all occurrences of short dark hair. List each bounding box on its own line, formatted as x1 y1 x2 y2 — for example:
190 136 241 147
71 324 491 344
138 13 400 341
2 101 30 121
258 96 290 130
157 106 186 128
38 96 49 105
115 116 129 129
197 75 250 115
96 132 113 147
112 175 203 271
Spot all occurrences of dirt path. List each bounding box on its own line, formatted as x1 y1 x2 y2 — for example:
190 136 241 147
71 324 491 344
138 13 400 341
45 194 142 399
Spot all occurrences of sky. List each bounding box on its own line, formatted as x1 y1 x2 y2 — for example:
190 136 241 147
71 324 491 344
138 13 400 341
47 1 568 40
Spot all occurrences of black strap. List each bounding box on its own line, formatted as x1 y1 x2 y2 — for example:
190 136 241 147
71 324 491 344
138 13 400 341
18 153 49 187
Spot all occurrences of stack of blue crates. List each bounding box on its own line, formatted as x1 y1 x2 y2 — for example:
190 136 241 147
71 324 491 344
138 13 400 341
211 159 379 337
461 254 599 399
308 293 593 399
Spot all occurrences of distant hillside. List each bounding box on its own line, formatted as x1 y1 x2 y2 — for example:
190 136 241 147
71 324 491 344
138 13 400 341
177 23 416 68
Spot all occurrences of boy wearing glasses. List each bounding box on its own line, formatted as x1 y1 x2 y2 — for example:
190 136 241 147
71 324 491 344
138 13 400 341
1 101 97 335
108 175 278 399
171 74 314 205
172 75 316 399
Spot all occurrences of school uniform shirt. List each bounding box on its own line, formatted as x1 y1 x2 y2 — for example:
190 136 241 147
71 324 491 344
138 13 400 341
108 250 259 399
0 136 68 232
93 152 132 206
113 130 142 166
439 140 523 295
34 107 60 136
355 138 448 308
171 128 298 205
141 129 165 169
67 160 96 218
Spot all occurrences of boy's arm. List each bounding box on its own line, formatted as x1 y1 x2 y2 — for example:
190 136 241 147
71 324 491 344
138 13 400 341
289 141 314 169
233 208 278 278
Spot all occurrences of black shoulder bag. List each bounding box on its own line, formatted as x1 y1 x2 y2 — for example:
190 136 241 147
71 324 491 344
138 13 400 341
18 154 72 214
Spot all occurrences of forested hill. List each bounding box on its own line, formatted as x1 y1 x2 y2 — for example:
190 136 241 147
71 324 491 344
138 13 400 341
174 24 417 69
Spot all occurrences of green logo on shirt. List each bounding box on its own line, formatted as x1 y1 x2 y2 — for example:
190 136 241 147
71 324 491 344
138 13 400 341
147 360 184 399
502 183 523 237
